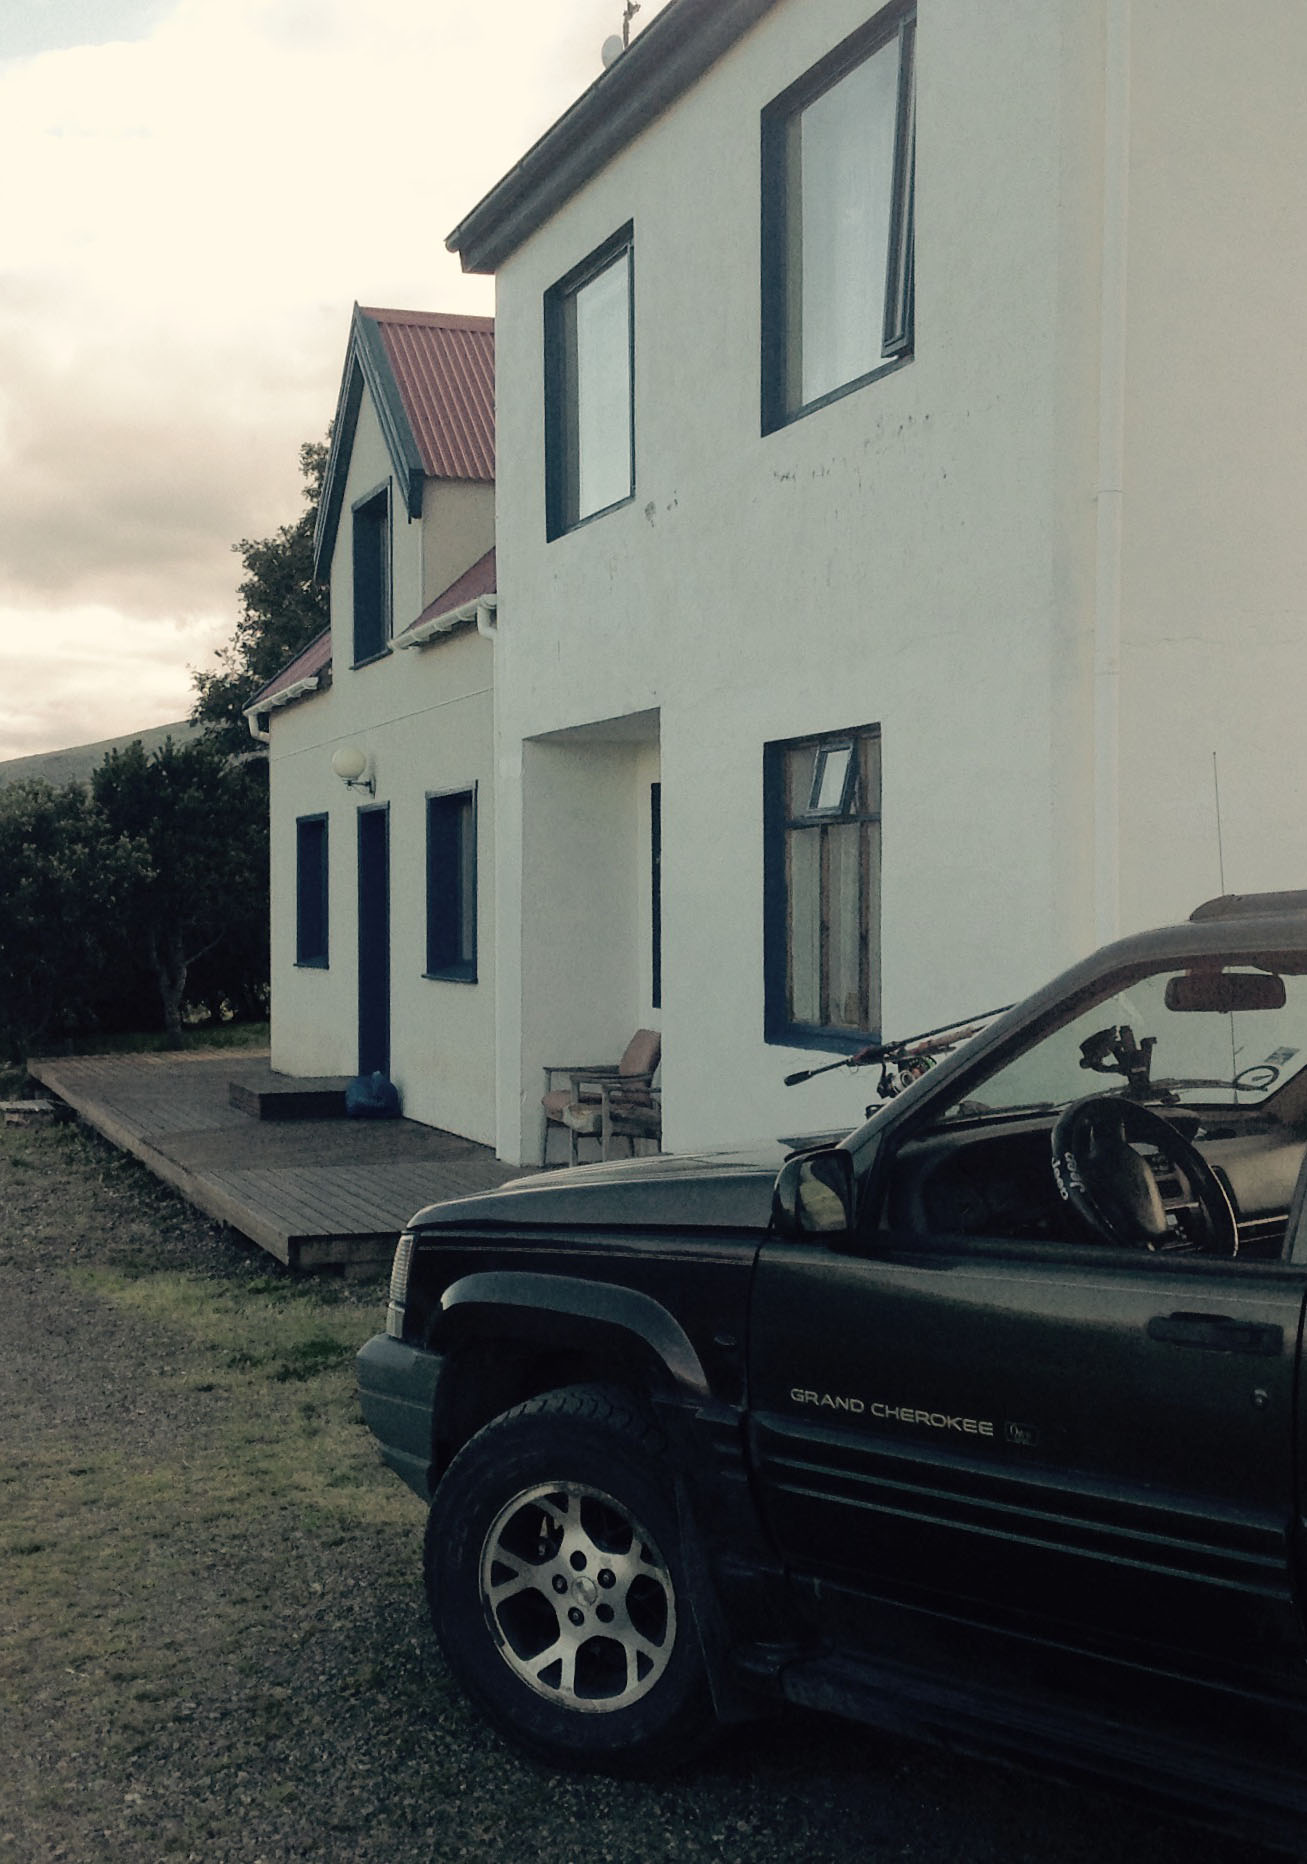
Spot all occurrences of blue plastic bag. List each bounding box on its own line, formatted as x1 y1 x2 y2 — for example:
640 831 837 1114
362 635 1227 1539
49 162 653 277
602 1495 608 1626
344 1071 401 1119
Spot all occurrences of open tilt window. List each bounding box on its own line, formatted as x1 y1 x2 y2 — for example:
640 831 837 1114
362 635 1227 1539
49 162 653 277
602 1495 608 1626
765 727 881 1047
762 5 915 431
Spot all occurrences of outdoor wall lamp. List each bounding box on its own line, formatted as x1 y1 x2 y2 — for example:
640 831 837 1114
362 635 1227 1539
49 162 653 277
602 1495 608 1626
331 745 375 795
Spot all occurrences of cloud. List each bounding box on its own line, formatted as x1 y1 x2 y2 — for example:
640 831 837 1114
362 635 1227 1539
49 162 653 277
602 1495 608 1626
0 0 669 760
0 604 223 758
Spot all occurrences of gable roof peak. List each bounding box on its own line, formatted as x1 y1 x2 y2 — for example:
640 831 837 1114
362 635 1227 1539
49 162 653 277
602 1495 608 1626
314 302 495 578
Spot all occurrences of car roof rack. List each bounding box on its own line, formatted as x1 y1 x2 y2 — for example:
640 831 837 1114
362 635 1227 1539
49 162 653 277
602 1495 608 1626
1190 890 1307 922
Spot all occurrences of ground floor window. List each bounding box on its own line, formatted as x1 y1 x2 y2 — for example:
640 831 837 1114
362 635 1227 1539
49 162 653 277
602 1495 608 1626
651 781 662 1010
425 788 476 981
295 815 328 967
764 725 881 1047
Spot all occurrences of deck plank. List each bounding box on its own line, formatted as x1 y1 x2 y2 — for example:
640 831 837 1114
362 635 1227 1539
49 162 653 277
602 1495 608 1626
27 1050 531 1272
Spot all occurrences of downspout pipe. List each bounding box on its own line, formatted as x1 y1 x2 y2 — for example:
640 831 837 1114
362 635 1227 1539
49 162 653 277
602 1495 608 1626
1094 0 1131 945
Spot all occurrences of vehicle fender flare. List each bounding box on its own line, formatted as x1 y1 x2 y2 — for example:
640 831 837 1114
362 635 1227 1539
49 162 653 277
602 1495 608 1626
437 1269 711 1400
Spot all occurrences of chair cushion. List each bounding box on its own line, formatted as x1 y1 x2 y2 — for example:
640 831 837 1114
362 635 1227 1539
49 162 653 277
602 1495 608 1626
561 1103 603 1135
544 1085 606 1119
619 1028 661 1079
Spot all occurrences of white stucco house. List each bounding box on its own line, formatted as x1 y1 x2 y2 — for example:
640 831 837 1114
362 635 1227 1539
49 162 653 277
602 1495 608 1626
444 0 1307 1163
247 305 498 1143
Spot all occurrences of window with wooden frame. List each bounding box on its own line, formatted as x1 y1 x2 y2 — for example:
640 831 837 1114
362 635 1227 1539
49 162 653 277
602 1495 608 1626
425 788 477 981
295 814 329 967
764 726 881 1047
352 484 391 664
544 225 635 538
761 5 915 432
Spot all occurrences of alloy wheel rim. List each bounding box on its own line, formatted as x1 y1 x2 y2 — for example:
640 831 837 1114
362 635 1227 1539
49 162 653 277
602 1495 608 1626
478 1479 676 1713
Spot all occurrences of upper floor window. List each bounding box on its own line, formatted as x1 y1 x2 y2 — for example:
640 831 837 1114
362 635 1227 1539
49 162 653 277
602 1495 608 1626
352 484 391 664
762 6 915 432
764 725 882 1048
544 225 634 538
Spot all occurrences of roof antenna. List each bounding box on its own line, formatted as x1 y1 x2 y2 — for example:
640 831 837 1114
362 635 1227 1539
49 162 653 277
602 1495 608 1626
602 2 640 67
1213 749 1238 1093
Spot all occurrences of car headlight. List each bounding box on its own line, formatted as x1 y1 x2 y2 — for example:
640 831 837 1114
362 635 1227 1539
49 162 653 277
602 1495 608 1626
385 1231 416 1339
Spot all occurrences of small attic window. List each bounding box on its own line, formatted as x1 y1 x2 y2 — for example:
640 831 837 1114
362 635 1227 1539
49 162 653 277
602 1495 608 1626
352 485 391 665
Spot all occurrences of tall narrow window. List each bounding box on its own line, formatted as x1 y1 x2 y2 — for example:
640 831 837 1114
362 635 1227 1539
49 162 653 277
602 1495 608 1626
764 726 881 1046
352 485 391 664
650 781 662 1011
545 226 635 538
426 789 477 981
295 814 329 967
762 7 915 431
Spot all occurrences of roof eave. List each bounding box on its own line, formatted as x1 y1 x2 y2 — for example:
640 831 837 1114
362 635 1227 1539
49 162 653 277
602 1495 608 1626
398 593 497 648
243 673 328 728
446 0 783 275
313 305 426 578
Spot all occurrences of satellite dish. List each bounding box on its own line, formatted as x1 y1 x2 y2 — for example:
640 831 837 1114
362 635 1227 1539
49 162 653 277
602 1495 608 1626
601 33 624 67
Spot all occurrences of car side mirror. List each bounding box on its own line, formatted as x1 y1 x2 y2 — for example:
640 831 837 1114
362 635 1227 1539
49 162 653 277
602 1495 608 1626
772 1147 854 1241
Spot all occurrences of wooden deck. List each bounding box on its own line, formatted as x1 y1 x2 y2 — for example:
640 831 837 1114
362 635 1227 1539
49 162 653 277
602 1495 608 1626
27 1050 529 1272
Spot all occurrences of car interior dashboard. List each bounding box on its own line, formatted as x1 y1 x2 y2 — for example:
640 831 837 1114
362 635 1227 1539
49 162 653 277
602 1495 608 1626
883 1107 1307 1261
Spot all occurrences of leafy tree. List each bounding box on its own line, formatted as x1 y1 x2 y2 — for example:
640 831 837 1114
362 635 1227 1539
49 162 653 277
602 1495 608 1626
191 438 330 752
92 739 269 1047
0 779 148 1059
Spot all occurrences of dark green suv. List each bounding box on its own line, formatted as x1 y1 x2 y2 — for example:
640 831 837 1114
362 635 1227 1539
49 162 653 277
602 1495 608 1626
360 892 1307 1846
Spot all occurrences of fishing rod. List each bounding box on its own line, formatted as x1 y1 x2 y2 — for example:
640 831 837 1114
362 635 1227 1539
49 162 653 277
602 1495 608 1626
783 1004 1013 1091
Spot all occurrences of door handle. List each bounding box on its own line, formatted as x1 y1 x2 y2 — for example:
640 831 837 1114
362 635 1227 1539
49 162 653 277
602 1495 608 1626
1146 1311 1283 1356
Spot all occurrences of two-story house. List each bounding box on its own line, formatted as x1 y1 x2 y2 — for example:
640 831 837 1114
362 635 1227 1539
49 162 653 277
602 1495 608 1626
247 305 498 1142
447 0 1307 1162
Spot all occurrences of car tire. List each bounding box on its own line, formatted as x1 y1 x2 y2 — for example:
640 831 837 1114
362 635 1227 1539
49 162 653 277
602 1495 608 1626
424 1383 716 1774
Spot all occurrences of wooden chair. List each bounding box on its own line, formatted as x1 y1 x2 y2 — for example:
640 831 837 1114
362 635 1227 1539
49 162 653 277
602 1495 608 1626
599 1077 662 1160
541 1029 660 1165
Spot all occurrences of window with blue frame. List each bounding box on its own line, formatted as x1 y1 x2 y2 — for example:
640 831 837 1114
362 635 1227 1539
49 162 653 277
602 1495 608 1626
762 5 915 432
425 788 477 981
764 726 881 1047
352 484 391 664
295 814 329 967
544 226 635 538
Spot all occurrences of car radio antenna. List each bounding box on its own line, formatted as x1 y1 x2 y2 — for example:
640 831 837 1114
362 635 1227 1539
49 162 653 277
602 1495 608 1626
1213 748 1238 1087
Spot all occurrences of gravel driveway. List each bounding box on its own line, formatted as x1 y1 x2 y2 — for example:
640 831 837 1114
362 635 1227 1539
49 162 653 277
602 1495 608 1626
0 1116 1284 1863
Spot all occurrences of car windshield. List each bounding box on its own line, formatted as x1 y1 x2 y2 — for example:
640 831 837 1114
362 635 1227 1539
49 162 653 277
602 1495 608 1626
940 963 1307 1118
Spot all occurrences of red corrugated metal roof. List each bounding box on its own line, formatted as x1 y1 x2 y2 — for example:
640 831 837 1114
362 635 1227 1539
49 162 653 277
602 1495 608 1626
248 628 332 710
401 548 497 637
361 307 494 483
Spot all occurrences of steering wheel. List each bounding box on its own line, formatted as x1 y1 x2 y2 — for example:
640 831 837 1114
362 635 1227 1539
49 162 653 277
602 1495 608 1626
1050 1095 1238 1254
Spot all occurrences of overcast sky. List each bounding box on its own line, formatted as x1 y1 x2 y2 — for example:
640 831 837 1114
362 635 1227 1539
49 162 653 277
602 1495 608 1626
0 0 667 761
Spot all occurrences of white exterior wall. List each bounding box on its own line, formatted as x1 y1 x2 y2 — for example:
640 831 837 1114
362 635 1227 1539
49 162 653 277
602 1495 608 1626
422 478 495 611
1113 1 1307 931
492 0 1106 1160
268 394 497 1144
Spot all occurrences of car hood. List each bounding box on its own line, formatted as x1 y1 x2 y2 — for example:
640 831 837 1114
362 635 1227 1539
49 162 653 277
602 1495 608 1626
407 1145 798 1235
